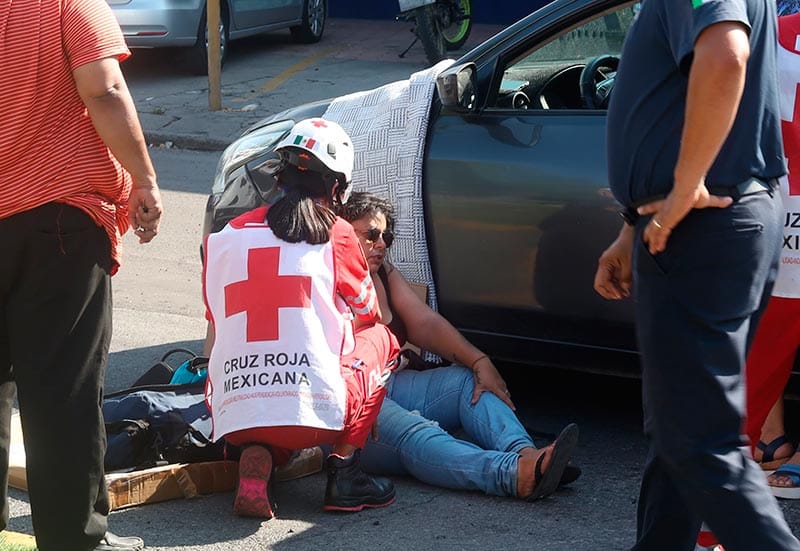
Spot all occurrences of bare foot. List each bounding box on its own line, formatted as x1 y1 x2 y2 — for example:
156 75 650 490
517 446 552 499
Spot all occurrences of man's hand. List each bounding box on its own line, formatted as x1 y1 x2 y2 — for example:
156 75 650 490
594 224 634 300
128 185 163 243
637 183 732 254
471 359 515 410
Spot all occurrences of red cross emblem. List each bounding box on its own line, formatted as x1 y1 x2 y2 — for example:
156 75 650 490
782 82 800 196
311 119 328 128
224 247 312 342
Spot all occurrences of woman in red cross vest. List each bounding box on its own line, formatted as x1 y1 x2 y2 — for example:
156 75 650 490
203 118 401 518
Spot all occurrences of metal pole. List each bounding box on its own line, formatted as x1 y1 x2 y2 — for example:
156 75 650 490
207 0 222 111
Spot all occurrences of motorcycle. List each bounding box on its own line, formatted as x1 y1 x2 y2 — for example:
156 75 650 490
398 0 473 66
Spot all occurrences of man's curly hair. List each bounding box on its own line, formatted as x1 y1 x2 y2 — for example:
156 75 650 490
337 192 396 233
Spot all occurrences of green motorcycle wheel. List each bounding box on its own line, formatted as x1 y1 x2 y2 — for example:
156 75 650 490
441 0 472 51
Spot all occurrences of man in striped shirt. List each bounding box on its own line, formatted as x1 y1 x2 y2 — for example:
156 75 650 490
0 0 162 549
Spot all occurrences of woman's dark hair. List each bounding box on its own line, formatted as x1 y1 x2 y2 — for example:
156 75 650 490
267 164 337 244
337 191 396 234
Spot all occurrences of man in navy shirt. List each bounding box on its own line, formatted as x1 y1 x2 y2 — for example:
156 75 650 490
595 0 800 549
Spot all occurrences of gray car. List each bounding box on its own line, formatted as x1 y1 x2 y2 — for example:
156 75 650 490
108 0 326 74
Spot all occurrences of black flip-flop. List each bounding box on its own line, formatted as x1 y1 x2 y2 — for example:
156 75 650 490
526 423 579 501
756 435 795 471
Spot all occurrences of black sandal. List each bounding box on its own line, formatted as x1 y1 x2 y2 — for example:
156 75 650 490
756 435 795 471
526 423 579 501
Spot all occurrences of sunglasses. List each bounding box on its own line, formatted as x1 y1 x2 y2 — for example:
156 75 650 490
361 228 394 248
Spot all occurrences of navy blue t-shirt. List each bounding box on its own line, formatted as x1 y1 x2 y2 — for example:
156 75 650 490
607 0 785 207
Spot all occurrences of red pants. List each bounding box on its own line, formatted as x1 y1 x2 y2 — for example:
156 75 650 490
226 324 400 462
699 296 800 548
744 296 800 448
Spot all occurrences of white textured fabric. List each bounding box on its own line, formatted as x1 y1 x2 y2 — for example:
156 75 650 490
323 60 455 314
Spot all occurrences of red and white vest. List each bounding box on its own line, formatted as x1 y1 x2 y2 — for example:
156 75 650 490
775 13 800 298
203 207 378 440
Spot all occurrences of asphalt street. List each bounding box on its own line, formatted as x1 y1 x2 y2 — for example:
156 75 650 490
7 147 653 550
5 17 800 551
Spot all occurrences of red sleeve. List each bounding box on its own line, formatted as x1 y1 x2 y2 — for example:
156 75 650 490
62 0 130 70
331 218 380 322
202 232 214 323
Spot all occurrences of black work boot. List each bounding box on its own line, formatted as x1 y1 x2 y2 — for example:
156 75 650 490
323 450 396 511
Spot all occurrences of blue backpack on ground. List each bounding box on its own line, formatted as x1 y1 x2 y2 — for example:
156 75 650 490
169 356 208 385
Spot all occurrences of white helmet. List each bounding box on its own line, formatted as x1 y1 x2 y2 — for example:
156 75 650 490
274 118 354 184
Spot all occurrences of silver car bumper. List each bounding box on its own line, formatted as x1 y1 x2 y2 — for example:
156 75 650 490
108 0 206 48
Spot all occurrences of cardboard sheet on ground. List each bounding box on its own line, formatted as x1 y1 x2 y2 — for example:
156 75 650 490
8 413 237 511
9 413 26 492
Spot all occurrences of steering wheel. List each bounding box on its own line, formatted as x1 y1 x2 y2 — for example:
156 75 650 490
497 90 531 110
580 55 620 109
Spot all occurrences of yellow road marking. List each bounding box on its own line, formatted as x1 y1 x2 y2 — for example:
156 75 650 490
0 530 36 549
258 47 339 94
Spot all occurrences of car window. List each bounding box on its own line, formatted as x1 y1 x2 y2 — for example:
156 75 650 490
491 2 639 111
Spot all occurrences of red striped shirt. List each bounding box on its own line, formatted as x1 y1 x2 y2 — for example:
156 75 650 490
0 0 132 271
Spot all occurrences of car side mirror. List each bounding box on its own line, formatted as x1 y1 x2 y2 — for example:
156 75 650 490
436 62 477 113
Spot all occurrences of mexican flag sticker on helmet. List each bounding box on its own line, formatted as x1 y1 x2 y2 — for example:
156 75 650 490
292 135 318 150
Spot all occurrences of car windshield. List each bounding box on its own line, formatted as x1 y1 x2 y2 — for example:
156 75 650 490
493 2 640 109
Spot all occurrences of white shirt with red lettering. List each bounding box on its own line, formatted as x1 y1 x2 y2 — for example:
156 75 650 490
775 13 800 298
203 206 379 440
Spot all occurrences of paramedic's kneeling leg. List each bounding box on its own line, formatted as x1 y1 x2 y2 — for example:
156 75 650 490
226 324 400 513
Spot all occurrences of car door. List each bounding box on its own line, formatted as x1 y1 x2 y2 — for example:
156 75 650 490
425 1 640 370
229 0 300 31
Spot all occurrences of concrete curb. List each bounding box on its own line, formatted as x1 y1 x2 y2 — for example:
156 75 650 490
144 131 231 153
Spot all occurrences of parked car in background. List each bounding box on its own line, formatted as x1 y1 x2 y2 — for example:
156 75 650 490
108 0 326 74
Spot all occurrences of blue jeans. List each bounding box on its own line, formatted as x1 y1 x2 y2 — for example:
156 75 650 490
359 365 534 496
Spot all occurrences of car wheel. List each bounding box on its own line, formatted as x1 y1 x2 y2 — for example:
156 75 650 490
188 6 229 76
290 0 326 44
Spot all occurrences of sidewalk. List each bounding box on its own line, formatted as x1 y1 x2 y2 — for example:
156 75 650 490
124 18 506 152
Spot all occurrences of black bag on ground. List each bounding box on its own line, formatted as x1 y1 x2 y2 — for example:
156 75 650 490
103 381 225 472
